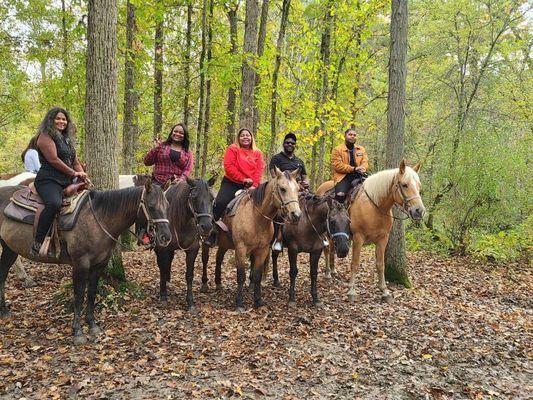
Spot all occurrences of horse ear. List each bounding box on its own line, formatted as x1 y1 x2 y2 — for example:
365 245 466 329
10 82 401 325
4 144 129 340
144 177 152 192
275 166 283 179
185 176 195 187
207 175 217 187
412 162 421 173
289 167 300 180
162 178 172 191
399 159 406 174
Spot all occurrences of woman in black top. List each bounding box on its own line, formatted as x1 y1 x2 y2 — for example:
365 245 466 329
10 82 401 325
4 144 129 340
30 107 87 256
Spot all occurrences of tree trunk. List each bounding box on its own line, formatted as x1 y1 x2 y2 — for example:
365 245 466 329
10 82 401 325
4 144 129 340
239 0 260 130
85 0 122 281
122 0 139 174
195 0 208 176
201 0 214 177
182 1 193 127
269 0 291 159
153 2 164 140
225 4 238 145
61 0 69 106
384 0 409 287
316 1 333 186
252 0 269 133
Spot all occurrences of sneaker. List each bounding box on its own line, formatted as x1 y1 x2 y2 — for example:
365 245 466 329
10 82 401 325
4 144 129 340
272 241 282 252
29 241 42 257
323 239 329 247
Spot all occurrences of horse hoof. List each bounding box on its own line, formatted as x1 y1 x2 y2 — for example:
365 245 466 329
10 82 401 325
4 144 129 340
188 305 198 315
89 325 104 337
325 273 332 280
348 294 356 303
254 300 265 308
0 309 11 318
215 284 223 292
200 284 209 293
23 278 37 288
382 294 393 304
288 301 296 308
235 306 245 313
73 334 87 345
313 301 324 309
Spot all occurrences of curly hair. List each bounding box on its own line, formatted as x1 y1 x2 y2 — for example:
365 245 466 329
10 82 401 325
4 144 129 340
164 123 190 152
37 107 75 148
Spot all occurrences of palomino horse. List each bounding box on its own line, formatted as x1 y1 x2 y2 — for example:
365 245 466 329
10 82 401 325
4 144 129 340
317 160 425 302
0 180 171 343
154 177 215 311
204 168 301 311
271 194 351 305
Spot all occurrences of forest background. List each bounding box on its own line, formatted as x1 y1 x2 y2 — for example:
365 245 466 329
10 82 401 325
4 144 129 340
0 0 531 263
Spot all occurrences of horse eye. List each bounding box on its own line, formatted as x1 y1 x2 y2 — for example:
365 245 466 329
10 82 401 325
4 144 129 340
402 183 408 188
280 187 286 193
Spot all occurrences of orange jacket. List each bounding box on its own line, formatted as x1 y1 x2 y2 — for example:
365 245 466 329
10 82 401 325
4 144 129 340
331 143 369 184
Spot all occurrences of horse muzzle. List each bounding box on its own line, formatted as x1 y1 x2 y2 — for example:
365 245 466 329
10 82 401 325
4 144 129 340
409 205 426 221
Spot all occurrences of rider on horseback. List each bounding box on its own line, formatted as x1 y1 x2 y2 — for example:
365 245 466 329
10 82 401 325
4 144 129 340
331 128 368 204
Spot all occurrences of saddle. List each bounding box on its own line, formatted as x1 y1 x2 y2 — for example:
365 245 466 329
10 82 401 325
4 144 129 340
328 175 367 206
4 183 90 231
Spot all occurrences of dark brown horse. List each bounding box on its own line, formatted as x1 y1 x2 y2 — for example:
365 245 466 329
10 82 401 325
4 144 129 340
0 180 171 344
153 177 215 311
271 194 351 305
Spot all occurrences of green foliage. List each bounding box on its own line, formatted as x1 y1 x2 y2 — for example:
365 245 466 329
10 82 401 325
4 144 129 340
406 226 453 257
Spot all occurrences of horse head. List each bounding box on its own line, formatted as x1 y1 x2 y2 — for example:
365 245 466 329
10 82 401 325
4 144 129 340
273 167 301 223
142 178 172 247
185 176 216 238
394 160 425 221
326 197 351 258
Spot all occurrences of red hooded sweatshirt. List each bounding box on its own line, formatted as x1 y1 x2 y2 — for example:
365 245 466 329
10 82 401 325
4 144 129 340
223 144 264 187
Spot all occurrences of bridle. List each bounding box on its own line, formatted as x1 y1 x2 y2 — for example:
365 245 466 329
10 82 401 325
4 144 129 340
89 187 169 248
304 199 350 245
249 178 300 224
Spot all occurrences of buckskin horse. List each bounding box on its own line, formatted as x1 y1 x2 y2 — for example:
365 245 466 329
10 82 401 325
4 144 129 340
271 194 351 306
317 160 425 303
203 168 301 312
0 179 171 344
153 176 215 311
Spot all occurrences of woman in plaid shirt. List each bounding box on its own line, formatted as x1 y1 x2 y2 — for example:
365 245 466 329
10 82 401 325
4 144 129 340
143 123 194 185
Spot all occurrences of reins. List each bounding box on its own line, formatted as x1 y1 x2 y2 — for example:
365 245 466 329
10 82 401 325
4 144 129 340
248 179 299 225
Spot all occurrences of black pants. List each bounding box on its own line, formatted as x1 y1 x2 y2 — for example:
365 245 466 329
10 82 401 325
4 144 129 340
34 179 65 243
213 177 244 220
335 173 358 196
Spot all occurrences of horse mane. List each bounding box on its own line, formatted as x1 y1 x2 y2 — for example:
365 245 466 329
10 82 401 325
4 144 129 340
250 181 269 206
167 181 192 227
89 187 141 218
363 167 419 203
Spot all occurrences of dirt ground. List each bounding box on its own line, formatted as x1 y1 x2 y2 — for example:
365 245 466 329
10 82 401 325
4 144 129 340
0 247 531 399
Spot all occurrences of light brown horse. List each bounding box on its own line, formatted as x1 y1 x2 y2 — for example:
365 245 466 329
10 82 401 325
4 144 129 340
317 160 425 303
210 168 301 312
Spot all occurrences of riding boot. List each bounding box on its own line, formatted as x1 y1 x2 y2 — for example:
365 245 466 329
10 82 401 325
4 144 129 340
29 241 42 257
271 225 283 252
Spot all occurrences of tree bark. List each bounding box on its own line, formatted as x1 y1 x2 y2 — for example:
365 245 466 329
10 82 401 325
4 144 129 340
61 0 69 106
384 0 409 287
182 1 193 127
252 0 269 133
225 3 238 145
201 0 214 177
122 0 139 174
85 0 122 281
239 0 260 130
268 0 291 158
153 2 164 139
195 0 208 176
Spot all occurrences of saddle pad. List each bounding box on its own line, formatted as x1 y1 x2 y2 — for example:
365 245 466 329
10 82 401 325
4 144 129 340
226 191 248 218
4 190 90 230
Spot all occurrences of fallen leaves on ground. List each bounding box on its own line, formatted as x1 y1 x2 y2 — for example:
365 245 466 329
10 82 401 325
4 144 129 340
0 248 531 399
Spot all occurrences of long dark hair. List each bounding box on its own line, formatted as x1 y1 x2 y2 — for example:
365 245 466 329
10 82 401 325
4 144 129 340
21 135 39 163
37 107 75 148
164 123 190 152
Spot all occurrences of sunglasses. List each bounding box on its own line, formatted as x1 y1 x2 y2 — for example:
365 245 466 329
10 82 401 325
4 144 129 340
284 141 296 146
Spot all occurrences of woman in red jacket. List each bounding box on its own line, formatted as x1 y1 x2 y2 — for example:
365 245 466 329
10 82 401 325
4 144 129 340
213 128 264 221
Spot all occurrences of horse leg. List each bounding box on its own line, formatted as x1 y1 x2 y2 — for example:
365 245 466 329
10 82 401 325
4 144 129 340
13 259 36 287
252 249 269 308
310 250 322 306
185 246 200 312
324 243 331 279
272 251 280 287
288 249 298 306
348 237 363 303
72 262 90 344
155 248 172 303
86 261 107 336
200 244 210 293
248 254 254 290
234 245 247 312
329 241 336 277
214 247 227 291
0 241 18 317
375 238 393 303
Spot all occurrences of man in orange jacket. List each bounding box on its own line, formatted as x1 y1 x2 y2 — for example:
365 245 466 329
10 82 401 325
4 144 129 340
331 128 368 203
